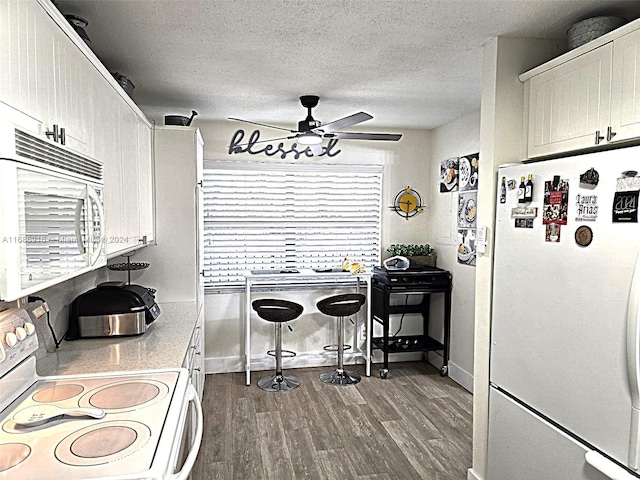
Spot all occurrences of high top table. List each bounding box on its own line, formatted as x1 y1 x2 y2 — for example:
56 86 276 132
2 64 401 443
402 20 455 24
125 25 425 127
244 269 372 386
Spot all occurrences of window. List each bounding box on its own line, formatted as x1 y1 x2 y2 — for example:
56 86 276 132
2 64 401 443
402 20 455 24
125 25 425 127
202 161 382 290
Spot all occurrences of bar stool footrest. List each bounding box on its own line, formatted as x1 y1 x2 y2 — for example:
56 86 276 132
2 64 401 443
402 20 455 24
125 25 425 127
266 349 296 358
322 344 352 352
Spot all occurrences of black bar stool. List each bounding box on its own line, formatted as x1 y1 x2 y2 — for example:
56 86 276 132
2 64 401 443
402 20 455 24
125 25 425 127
317 293 366 386
252 299 303 392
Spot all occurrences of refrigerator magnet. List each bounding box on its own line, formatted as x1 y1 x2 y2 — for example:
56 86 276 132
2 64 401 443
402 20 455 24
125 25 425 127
574 226 593 247
579 168 599 188
612 190 639 223
616 171 640 191
575 194 598 222
515 218 534 228
545 223 561 242
543 177 569 225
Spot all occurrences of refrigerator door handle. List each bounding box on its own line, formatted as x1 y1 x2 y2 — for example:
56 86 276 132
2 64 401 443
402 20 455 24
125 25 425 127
627 252 640 469
585 451 638 480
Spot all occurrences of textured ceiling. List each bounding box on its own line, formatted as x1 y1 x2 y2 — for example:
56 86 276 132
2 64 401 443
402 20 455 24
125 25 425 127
56 0 640 131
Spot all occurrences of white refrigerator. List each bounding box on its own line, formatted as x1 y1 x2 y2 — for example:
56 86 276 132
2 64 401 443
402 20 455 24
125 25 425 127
487 145 640 480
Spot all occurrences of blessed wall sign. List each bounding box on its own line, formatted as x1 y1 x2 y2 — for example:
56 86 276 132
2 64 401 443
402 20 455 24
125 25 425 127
228 129 341 160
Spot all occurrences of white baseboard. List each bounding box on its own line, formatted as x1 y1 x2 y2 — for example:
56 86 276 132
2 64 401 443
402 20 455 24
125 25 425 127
206 350 435 375
426 352 473 393
205 351 365 375
447 360 474 393
467 468 482 480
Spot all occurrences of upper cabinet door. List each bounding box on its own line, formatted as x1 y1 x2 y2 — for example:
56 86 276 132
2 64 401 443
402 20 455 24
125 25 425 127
527 43 613 159
0 1 55 127
136 117 154 245
50 19 94 155
0 1 93 155
609 28 640 144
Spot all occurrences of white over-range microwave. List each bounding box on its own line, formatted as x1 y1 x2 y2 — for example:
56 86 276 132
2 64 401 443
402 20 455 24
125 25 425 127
0 119 105 302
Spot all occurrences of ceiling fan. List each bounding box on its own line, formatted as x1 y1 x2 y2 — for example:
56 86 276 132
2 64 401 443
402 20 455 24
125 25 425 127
228 95 402 155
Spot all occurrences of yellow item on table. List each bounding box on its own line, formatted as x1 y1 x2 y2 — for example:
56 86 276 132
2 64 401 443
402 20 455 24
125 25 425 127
342 258 365 274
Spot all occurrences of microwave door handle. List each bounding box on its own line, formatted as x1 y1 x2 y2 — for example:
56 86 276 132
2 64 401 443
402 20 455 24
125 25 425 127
74 198 87 261
85 185 105 266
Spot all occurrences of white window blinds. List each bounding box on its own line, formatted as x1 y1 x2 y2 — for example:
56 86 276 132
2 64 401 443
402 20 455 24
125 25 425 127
202 161 382 289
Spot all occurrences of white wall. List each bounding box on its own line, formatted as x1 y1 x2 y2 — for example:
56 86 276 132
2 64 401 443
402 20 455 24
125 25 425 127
470 36 563 480
7 268 109 370
191 120 440 374
429 110 481 392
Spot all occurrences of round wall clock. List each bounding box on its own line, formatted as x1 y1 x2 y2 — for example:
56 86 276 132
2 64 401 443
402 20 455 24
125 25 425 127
390 186 424 220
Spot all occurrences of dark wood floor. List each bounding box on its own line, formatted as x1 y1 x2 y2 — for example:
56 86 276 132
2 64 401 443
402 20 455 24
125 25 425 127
191 361 472 480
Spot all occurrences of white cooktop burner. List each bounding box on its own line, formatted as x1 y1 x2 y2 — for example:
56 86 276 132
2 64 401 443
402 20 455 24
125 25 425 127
0 368 181 479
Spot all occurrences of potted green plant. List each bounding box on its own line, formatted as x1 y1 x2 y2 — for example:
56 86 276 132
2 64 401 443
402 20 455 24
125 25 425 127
386 243 436 267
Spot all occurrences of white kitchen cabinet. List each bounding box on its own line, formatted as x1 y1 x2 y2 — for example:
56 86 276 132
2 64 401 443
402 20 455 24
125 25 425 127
134 127 205 304
0 0 155 280
609 28 640 144
183 305 205 400
522 19 640 159
0 0 92 155
526 43 612 158
104 102 154 258
137 117 154 244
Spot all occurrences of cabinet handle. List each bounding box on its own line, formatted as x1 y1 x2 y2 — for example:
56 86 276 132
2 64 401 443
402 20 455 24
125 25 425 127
45 124 59 143
607 126 617 142
138 235 147 244
595 130 605 145
59 127 66 145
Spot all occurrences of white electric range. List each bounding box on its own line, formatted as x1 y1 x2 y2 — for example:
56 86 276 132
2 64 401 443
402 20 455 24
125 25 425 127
0 307 202 480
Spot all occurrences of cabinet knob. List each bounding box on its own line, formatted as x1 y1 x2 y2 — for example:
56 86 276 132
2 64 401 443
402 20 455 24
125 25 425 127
607 126 617 142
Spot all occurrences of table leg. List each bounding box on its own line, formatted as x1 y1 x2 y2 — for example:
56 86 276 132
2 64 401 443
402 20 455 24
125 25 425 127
442 289 452 376
365 277 372 377
245 277 251 386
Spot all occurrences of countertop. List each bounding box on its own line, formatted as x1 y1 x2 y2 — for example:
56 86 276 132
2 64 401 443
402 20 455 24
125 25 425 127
36 301 202 377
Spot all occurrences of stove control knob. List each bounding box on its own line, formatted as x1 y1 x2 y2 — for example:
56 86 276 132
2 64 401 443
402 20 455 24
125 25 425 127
24 323 36 336
4 332 18 349
15 327 27 342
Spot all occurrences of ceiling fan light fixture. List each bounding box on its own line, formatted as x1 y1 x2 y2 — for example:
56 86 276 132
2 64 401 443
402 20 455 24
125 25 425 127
297 133 322 145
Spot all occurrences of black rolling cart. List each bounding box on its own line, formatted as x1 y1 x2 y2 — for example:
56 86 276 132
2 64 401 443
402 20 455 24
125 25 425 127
371 265 452 378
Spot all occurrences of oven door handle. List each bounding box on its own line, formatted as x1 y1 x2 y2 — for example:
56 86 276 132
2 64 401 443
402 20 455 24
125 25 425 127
169 384 203 480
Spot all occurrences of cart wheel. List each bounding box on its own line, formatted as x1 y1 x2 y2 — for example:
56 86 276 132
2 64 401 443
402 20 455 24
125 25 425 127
379 368 388 379
440 365 448 377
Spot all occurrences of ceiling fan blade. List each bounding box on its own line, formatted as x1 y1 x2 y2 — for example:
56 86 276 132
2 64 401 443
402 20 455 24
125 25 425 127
315 112 373 133
228 117 294 133
309 143 324 156
331 132 402 141
228 135 295 148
